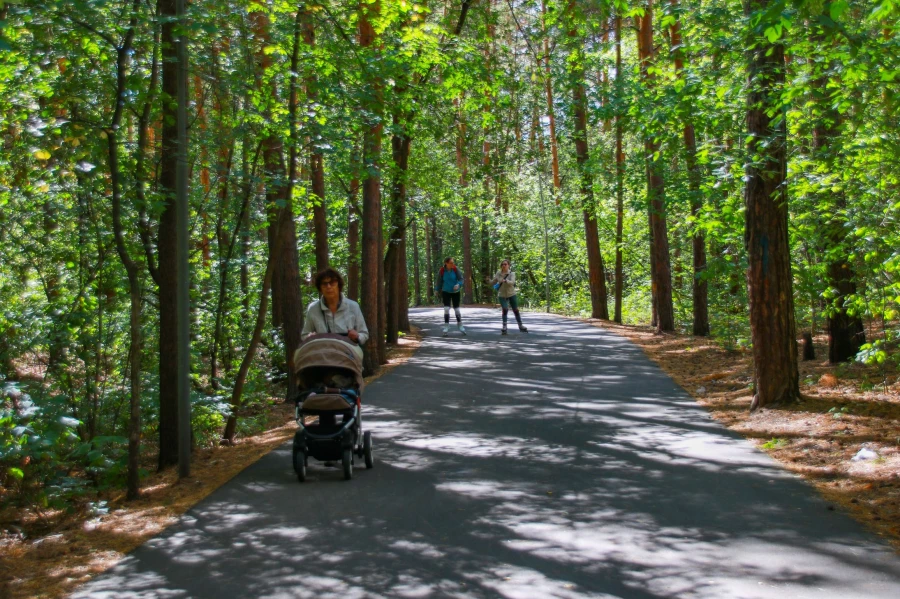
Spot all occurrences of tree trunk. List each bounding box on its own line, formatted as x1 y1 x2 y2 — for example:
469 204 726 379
638 2 674 332
302 6 329 272
425 214 434 303
157 0 179 470
614 13 625 324
744 0 800 409
359 0 385 373
668 0 709 335
252 8 303 400
541 0 561 193
568 2 608 320
810 4 864 362
412 217 421 306
385 115 411 344
347 179 360 301
456 98 474 304
107 30 142 499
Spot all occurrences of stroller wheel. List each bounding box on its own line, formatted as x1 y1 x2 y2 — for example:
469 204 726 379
342 448 353 480
293 449 307 483
363 431 374 469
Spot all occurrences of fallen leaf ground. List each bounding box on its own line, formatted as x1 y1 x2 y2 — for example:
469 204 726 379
582 318 900 553
0 328 422 599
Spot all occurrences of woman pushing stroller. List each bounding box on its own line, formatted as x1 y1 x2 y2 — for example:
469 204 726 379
491 259 528 335
301 267 368 360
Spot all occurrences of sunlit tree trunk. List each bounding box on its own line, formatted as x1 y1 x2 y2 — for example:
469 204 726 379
359 0 386 372
541 0 561 194
637 1 674 332
614 13 625 324
567 0 608 319
251 8 303 400
744 0 800 409
456 97 474 304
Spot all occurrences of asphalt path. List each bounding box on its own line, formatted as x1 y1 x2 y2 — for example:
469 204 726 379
74 308 900 598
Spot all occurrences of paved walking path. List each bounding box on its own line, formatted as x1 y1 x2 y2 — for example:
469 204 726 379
74 308 900 598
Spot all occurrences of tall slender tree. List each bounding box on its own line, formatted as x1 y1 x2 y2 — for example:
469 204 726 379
744 0 800 409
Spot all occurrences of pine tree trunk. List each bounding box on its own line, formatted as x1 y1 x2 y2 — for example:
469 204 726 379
668 0 709 335
347 180 360 302
359 0 385 373
568 3 608 319
157 0 179 470
810 4 864 362
541 0 561 193
638 2 674 332
745 0 800 409
412 217 421 306
302 7 329 272
614 14 625 324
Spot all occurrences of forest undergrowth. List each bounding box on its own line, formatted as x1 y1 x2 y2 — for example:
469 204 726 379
0 329 422 599
586 317 900 552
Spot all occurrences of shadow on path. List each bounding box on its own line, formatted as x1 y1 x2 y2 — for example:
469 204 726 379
73 308 900 598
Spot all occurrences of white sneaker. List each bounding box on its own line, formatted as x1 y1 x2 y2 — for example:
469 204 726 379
458 324 466 335
442 325 449 336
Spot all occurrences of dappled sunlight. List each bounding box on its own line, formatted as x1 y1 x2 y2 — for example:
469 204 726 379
72 310 900 598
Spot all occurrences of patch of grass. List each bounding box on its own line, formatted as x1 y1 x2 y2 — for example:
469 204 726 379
762 438 788 450
828 406 851 419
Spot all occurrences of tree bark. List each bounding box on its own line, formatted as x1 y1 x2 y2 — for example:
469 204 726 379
637 1 674 332
412 217 421 306
252 8 304 401
302 5 329 272
425 214 434 303
614 13 625 324
568 1 608 320
385 116 411 344
541 0 561 193
359 0 385 373
668 0 709 336
810 4 864 362
744 0 800 409
347 178 360 301
107 21 142 499
157 0 179 470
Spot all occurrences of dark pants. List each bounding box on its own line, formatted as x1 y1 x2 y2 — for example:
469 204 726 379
499 295 522 326
442 291 461 324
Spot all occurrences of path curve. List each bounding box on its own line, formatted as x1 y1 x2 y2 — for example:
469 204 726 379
74 308 900 598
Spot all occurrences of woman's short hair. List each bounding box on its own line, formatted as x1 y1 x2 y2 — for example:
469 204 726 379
314 267 345 294
500 258 510 266
443 256 454 264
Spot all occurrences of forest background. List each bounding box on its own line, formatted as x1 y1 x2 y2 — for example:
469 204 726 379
1 0 898 513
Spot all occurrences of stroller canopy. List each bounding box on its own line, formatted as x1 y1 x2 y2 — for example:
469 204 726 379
293 335 364 390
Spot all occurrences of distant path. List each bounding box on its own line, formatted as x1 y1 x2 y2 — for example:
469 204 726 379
75 308 900 598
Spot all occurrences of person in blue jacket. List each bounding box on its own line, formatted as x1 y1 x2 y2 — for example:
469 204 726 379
435 256 466 336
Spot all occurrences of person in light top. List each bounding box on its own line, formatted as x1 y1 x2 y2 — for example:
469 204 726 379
490 259 528 335
302 267 368 359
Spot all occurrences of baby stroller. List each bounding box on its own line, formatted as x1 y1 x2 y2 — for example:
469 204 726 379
292 335 373 481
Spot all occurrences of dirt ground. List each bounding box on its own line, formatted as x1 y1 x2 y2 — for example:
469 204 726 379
0 328 422 599
582 318 900 552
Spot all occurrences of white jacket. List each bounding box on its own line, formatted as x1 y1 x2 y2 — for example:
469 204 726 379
301 295 369 345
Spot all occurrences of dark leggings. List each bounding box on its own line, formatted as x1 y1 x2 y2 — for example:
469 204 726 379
442 291 461 323
499 295 522 326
